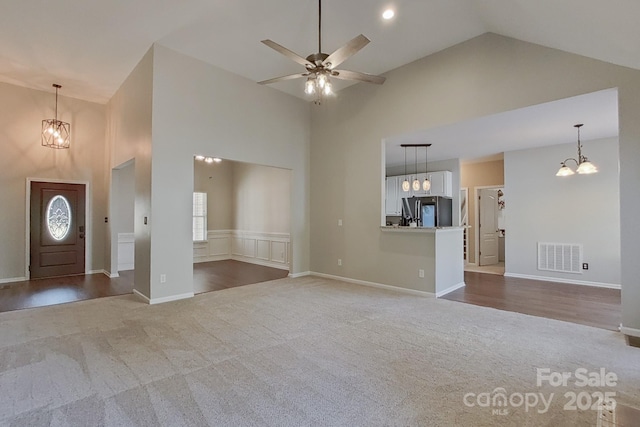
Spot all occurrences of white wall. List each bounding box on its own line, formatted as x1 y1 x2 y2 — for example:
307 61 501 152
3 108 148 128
309 33 640 335
106 48 154 295
0 82 107 282
149 44 310 300
504 138 620 286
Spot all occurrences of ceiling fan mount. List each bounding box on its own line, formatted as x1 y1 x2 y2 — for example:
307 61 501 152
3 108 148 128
258 0 385 104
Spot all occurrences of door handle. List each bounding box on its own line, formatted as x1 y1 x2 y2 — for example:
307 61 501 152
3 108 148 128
79 233 85 239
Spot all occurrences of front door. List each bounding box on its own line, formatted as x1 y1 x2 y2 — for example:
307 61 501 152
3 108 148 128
30 182 86 279
479 188 499 266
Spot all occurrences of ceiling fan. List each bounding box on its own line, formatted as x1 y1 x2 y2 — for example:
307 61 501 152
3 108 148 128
258 0 386 103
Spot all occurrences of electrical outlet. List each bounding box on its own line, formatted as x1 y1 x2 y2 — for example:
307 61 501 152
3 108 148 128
338 219 343 226
582 263 589 270
160 274 166 283
338 259 342 266
419 269 425 278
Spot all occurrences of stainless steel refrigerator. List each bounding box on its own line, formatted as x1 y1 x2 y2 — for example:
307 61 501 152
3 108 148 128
402 196 453 227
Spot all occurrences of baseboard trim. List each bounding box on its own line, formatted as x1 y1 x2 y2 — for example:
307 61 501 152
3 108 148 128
194 255 231 263
231 255 289 271
310 272 433 297
504 273 621 290
289 271 311 278
0 276 27 284
620 326 640 339
102 270 119 278
149 292 194 305
436 282 466 298
133 289 150 303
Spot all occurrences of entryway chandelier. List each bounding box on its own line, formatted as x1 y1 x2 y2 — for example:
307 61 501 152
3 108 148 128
42 84 71 149
556 124 597 176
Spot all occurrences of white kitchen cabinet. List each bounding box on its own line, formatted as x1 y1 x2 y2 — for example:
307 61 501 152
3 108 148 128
385 176 402 215
428 171 452 197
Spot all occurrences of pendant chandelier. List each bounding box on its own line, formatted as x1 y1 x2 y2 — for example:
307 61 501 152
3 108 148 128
400 143 432 191
556 124 597 176
412 147 420 191
422 144 432 191
42 84 71 149
402 146 410 192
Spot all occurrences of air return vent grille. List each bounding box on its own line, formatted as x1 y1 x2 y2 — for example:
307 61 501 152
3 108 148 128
537 242 582 274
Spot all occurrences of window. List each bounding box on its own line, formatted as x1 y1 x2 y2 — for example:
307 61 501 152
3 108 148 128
193 192 207 242
47 195 72 241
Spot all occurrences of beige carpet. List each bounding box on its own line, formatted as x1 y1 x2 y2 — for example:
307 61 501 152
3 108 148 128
1 276 638 426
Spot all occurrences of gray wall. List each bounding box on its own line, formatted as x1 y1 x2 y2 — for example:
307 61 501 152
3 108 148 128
310 33 640 334
194 159 233 230
0 82 107 281
504 138 620 286
193 159 291 234
112 161 135 235
106 48 154 296
232 162 291 233
149 45 310 300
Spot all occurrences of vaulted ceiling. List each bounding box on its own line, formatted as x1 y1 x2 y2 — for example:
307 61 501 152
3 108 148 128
1 0 639 104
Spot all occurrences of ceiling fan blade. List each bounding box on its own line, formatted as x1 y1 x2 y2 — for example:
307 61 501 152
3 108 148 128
331 69 386 85
261 40 313 67
323 34 370 69
258 73 308 85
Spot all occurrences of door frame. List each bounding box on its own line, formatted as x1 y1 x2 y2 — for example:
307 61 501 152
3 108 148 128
473 185 503 268
460 187 469 265
25 178 92 279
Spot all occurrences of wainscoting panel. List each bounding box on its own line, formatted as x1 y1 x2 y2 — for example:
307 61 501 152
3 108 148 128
193 230 290 270
231 237 243 257
209 234 231 256
271 241 287 264
244 239 257 258
257 240 270 261
117 233 134 271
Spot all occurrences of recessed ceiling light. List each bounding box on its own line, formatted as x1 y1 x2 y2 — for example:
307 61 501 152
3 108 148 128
204 157 214 164
213 157 222 163
382 9 395 20
195 155 205 161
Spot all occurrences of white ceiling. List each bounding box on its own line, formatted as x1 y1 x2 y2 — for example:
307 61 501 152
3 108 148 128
1 0 639 104
385 88 619 167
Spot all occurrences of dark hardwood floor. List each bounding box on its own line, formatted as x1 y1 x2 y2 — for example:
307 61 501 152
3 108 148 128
1 264 620 332
443 272 622 331
193 260 289 294
0 271 134 313
0 260 289 313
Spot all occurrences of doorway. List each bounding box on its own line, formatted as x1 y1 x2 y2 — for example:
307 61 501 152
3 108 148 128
466 185 505 275
29 181 86 279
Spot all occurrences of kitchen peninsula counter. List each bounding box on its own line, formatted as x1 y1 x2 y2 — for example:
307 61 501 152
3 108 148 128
379 225 464 297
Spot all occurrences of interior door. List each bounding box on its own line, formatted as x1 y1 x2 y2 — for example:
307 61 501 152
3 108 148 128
30 182 86 279
479 189 499 266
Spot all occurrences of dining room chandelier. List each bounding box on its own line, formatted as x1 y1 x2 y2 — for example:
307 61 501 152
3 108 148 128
556 124 597 176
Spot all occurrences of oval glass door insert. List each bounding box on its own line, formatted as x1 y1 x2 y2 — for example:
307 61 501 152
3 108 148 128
46 195 72 241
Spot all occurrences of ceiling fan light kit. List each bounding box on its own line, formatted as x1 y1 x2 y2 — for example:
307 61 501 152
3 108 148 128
258 0 385 104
